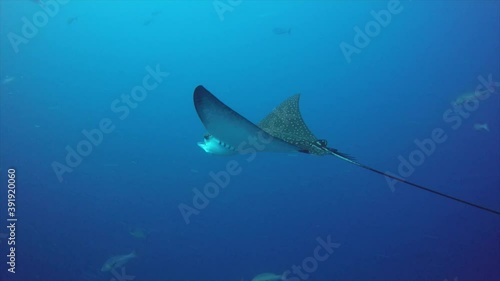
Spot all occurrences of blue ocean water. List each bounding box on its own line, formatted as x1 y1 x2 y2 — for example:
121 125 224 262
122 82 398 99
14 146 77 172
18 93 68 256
0 1 499 281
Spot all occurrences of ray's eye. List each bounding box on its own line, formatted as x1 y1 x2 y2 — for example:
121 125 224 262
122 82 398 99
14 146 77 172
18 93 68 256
204 134 211 140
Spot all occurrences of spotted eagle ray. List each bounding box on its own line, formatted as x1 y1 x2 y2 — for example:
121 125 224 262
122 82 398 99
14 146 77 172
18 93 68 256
193 85 499 216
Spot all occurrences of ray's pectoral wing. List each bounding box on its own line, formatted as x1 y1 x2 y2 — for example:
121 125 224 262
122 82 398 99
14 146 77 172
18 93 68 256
193 86 299 153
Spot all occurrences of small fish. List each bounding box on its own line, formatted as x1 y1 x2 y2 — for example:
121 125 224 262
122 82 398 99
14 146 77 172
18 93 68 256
251 272 285 281
272 27 291 35
151 10 162 16
67 17 78 25
143 19 154 26
1 76 15 85
101 250 136 272
129 227 148 239
452 90 489 106
473 123 489 132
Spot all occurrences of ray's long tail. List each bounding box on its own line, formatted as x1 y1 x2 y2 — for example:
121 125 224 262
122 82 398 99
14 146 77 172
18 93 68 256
329 150 500 216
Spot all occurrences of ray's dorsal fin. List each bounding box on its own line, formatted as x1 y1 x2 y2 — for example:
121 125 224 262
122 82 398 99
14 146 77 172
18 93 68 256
258 94 317 143
258 94 352 157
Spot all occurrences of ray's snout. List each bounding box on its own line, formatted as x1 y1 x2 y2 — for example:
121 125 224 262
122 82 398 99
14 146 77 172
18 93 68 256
197 134 237 155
